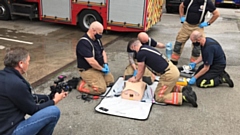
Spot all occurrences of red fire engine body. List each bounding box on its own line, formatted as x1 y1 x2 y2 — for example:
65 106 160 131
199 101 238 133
0 0 163 32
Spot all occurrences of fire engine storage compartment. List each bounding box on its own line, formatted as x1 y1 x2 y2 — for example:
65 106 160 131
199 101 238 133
41 0 71 21
107 0 163 31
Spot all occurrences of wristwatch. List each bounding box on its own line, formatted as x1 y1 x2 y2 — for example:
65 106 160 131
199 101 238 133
207 22 211 25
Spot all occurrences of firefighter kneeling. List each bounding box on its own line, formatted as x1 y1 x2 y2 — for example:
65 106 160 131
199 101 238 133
127 39 198 107
76 21 114 95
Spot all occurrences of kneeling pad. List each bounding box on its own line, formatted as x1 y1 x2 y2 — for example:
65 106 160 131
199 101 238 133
121 81 146 101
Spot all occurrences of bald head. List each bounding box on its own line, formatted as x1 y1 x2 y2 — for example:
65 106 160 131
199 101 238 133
138 32 149 43
190 30 203 41
88 21 103 40
89 21 103 31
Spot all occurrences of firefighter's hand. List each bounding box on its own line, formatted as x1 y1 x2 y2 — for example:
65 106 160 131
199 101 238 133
128 76 137 83
189 62 196 70
133 70 138 77
104 63 109 71
101 67 109 74
180 16 185 23
188 77 196 85
199 22 209 28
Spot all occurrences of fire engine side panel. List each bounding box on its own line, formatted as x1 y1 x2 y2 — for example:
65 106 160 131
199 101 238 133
77 0 106 3
41 0 71 20
108 0 145 27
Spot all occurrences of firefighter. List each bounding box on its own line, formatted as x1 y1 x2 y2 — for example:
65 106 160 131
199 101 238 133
127 39 198 107
76 21 114 95
170 0 220 65
124 32 165 85
188 30 234 88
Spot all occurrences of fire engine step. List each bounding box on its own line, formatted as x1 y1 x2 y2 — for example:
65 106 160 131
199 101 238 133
11 3 38 20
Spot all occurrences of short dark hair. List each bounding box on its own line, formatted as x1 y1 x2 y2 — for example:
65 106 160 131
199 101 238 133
4 47 29 68
127 38 139 50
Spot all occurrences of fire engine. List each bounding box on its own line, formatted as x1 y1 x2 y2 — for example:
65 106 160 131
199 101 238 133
0 0 163 32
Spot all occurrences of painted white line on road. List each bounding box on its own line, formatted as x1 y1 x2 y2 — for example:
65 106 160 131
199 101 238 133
0 45 5 49
0 37 33 45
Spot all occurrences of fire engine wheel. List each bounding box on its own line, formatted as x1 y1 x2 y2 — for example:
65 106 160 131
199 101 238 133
78 10 103 32
0 1 10 20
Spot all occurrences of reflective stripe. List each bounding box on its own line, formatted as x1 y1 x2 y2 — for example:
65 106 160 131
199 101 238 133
190 57 196 62
185 0 207 23
199 0 207 23
148 38 151 46
165 92 178 105
200 79 215 87
79 37 95 57
171 53 180 60
173 85 181 92
141 47 162 56
185 0 193 21
78 80 90 93
158 85 167 98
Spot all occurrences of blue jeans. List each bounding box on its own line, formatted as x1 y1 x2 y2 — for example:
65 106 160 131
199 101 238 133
12 106 60 135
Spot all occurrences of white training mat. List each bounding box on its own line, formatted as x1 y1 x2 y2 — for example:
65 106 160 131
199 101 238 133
95 77 159 120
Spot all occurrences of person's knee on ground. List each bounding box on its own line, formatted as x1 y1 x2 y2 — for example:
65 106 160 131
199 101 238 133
104 73 114 87
77 79 107 95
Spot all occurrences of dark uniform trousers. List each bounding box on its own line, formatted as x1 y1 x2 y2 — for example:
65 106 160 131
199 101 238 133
171 22 205 63
77 68 114 95
195 64 226 88
154 61 184 105
123 61 155 85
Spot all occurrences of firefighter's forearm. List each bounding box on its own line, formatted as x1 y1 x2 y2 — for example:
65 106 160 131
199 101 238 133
85 58 103 70
102 50 108 64
194 65 209 79
131 63 137 70
208 10 220 24
179 3 185 17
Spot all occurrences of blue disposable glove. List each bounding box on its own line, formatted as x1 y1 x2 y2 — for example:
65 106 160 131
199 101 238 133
180 16 185 23
189 62 196 70
199 22 209 28
104 64 109 71
133 70 138 76
188 77 196 85
101 67 108 73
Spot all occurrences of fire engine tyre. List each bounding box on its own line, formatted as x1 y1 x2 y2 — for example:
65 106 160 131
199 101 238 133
78 10 103 32
0 1 10 20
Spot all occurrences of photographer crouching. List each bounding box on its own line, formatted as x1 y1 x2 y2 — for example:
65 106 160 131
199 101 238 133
0 47 68 135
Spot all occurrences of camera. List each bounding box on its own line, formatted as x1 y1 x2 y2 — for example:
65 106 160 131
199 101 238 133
49 75 73 99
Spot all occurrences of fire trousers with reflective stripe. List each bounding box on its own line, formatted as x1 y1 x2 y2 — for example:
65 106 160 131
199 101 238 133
171 22 205 63
155 61 183 105
195 64 226 88
78 68 114 95
123 62 155 84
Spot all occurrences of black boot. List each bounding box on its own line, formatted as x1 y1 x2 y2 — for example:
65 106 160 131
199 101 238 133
182 85 197 101
220 71 234 87
182 88 198 107
170 60 178 65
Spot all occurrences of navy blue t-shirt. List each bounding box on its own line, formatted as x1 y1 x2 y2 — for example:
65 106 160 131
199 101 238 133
201 37 226 66
127 38 157 59
137 45 168 74
76 34 104 70
184 0 216 24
